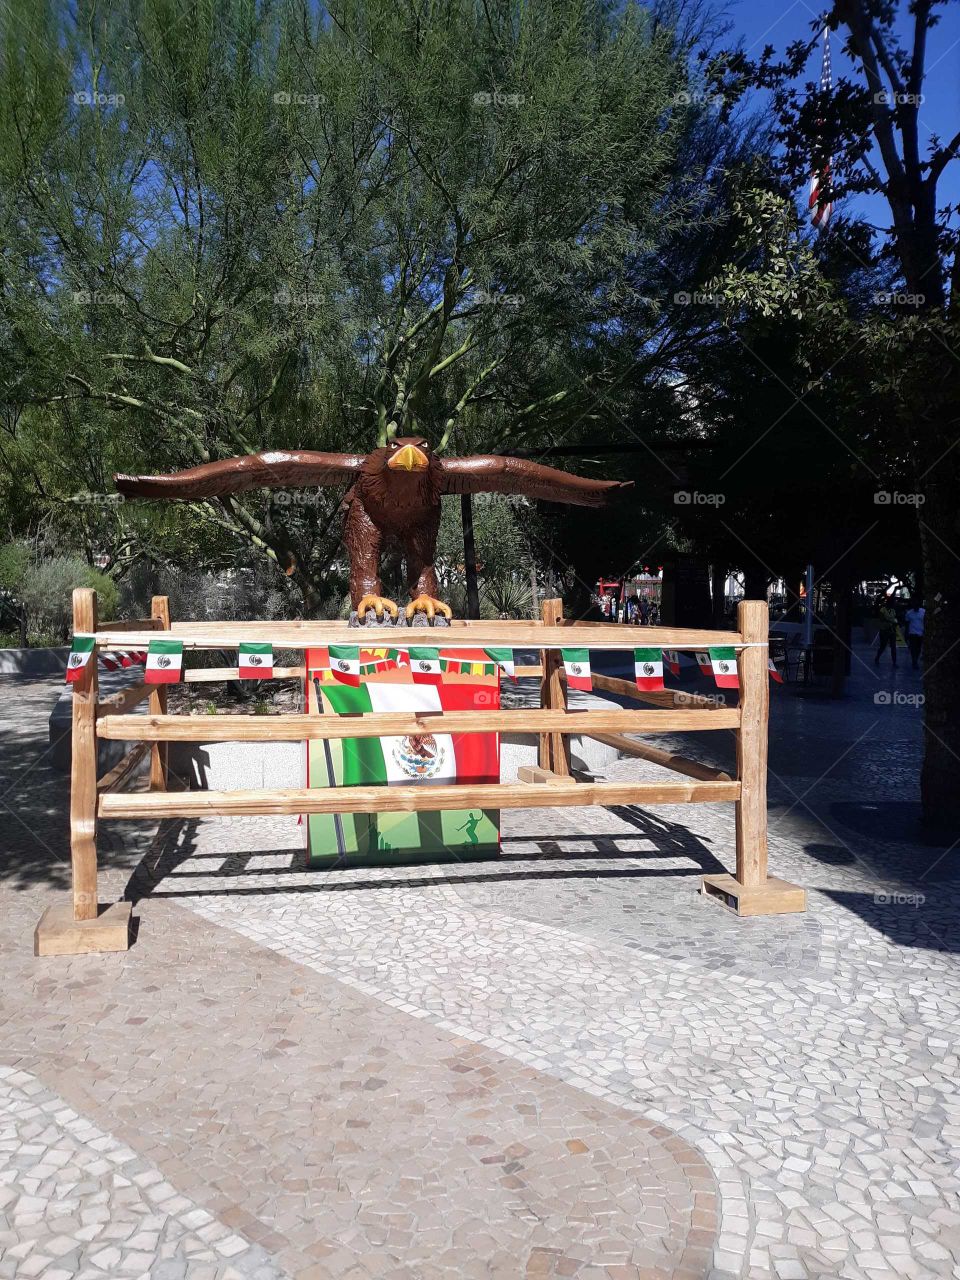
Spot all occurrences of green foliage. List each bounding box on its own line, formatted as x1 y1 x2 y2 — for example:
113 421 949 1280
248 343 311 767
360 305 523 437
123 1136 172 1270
0 0 736 610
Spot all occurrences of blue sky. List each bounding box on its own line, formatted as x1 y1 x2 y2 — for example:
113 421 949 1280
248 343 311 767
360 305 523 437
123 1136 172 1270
721 0 960 229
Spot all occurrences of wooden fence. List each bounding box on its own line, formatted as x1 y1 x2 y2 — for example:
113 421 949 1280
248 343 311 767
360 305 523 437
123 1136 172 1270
35 590 805 955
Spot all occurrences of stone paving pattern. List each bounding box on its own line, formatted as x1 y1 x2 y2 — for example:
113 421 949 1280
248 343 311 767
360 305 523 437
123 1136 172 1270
2 645 959 1279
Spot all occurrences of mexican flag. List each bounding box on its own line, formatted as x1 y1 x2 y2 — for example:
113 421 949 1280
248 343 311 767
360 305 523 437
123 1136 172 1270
663 649 682 676
562 648 592 692
408 646 442 685
239 641 273 679
634 647 664 691
66 634 95 683
707 646 739 688
484 647 516 680
329 644 360 687
768 656 784 684
318 680 496 787
145 637 183 684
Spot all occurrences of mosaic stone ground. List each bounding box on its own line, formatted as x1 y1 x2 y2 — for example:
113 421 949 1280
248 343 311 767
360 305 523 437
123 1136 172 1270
2 646 959 1279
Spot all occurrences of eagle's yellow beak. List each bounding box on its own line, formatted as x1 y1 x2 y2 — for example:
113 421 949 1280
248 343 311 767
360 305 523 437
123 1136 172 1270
387 444 429 472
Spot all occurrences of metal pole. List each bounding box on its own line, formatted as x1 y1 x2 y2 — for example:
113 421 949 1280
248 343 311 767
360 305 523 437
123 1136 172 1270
461 493 481 619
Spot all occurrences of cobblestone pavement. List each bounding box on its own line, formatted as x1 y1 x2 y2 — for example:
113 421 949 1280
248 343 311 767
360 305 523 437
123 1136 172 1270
2 646 959 1279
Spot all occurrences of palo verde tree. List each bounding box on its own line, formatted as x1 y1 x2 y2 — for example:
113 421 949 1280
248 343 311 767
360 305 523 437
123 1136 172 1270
0 0 698 610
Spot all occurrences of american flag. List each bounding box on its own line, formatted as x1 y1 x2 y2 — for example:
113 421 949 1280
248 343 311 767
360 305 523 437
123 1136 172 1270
808 26 833 230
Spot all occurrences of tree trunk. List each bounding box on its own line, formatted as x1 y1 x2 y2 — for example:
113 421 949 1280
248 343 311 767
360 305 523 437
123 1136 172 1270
461 493 481 619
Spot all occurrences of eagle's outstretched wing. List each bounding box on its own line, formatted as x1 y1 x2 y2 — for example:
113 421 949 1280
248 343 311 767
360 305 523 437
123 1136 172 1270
439 456 632 507
115 451 366 500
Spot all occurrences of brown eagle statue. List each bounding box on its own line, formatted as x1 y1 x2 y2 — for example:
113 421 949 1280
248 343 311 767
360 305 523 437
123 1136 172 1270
115 439 631 621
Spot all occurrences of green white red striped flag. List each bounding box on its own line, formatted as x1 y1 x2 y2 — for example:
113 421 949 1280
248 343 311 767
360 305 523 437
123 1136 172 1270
663 649 681 676
145 637 183 684
329 644 360 687
634 647 664 691
768 656 784 684
484 647 516 680
707 646 739 688
65 634 95 683
562 648 592 692
238 641 273 679
408 646 443 685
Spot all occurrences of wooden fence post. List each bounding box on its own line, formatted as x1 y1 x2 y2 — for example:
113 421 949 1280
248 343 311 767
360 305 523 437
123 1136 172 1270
35 588 132 954
735 598 769 887
70 587 99 920
149 596 171 790
538 598 570 776
701 598 805 916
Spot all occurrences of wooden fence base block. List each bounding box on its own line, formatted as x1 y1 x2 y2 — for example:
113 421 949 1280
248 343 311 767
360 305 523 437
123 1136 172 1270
517 765 568 786
34 901 133 956
700 873 806 917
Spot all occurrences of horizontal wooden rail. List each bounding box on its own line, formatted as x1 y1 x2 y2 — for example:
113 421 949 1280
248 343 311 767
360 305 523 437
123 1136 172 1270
99 777 741 819
94 622 744 651
182 666 305 683
587 672 726 711
97 617 164 634
587 732 733 783
97 742 150 793
97 707 740 742
96 683 152 715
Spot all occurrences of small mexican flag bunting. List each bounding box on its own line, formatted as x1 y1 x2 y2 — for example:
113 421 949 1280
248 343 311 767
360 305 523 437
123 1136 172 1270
408 646 442 685
562 648 592 692
66 634 95 683
707 646 739 688
329 644 360 687
634 647 664 691
663 649 681 676
484 648 516 680
145 637 184 685
238 641 273 679
768 656 784 684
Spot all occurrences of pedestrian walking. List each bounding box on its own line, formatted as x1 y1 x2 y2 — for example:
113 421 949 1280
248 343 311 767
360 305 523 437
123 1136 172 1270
904 598 925 670
874 596 898 668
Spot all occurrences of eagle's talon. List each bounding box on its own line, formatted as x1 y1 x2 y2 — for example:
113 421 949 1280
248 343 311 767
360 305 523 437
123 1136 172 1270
357 594 399 621
405 595 453 622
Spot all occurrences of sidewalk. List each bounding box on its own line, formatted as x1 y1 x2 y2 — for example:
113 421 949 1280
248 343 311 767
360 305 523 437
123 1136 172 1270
0 644 957 1280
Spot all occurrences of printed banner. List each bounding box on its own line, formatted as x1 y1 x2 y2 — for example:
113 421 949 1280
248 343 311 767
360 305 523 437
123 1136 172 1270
305 648 500 867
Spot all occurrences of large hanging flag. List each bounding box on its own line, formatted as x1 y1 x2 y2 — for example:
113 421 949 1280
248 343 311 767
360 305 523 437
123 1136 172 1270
317 680 496 788
562 648 592 692
663 649 682 677
329 644 361 687
634 647 664 691
808 26 834 230
707 646 739 689
145 637 184 684
238 641 274 679
768 656 784 684
484 647 516 680
66 634 95 683
408 646 443 685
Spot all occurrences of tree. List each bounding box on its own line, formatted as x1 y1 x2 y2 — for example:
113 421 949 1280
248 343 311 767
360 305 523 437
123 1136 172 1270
0 0 694 610
712 2 960 827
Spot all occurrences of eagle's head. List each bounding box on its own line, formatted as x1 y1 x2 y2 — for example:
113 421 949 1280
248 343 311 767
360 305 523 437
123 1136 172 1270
361 436 442 507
